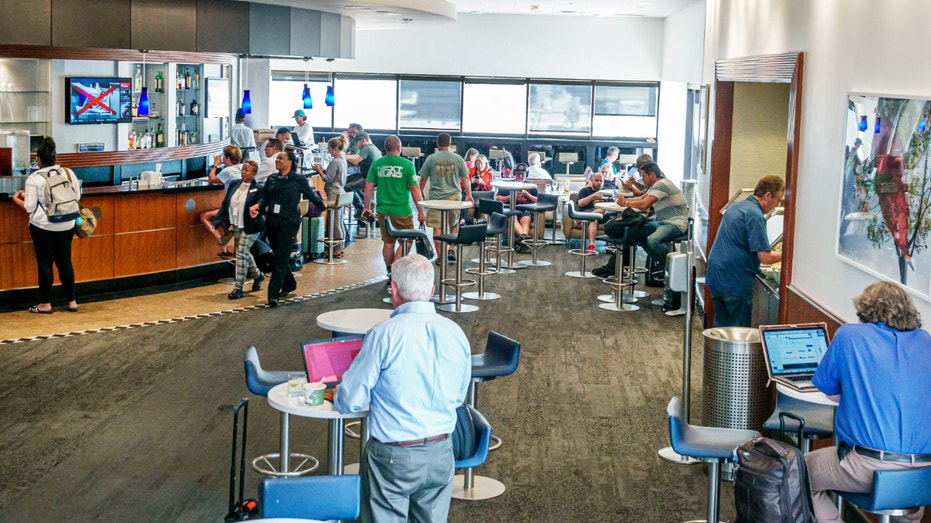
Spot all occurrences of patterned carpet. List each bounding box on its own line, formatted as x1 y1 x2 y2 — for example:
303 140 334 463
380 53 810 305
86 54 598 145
0 245 735 522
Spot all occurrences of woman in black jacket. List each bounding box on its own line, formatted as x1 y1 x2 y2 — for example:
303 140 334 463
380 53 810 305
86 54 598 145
212 160 266 300
249 150 325 307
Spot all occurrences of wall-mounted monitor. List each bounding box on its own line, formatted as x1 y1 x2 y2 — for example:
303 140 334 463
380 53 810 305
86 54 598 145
65 77 132 124
205 77 230 119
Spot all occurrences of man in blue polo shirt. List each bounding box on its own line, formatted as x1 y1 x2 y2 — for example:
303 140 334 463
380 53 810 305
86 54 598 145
805 281 931 523
705 175 784 327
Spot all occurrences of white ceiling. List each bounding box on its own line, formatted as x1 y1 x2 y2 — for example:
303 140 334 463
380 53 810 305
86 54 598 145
247 0 700 29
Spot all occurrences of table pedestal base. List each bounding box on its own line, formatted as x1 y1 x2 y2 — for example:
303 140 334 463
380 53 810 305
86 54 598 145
450 474 506 500
517 259 551 267
437 303 479 313
599 302 640 312
462 291 500 301
598 293 637 304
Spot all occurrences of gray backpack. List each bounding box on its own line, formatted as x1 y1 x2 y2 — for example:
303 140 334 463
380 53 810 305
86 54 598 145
40 168 81 223
734 436 816 523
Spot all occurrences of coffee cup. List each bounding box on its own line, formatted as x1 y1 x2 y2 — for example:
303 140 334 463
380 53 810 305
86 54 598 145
303 382 326 406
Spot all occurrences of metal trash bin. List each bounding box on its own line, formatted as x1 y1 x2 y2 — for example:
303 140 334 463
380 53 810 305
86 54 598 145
701 327 769 432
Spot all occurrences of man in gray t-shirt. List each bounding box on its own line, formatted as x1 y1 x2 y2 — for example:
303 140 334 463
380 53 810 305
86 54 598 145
418 133 471 262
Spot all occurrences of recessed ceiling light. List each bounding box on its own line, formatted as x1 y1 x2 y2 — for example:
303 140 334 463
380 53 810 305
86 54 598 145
401 18 413 23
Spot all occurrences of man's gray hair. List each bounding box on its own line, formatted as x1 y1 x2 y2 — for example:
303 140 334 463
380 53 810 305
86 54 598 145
606 146 619 157
528 152 541 166
392 254 435 302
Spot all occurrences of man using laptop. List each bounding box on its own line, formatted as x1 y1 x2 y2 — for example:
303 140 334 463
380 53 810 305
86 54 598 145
334 253 471 523
291 109 314 146
805 281 931 523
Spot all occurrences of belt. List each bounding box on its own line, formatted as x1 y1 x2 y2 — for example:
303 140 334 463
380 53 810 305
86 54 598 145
377 434 448 447
841 443 931 463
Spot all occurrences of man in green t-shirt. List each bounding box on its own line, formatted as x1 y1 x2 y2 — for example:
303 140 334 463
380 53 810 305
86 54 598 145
362 136 425 280
418 132 471 262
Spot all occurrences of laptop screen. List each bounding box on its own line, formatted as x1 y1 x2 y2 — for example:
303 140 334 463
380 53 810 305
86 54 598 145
760 324 830 376
301 335 364 384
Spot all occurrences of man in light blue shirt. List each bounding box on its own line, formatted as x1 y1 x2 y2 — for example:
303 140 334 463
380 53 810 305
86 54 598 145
335 253 471 522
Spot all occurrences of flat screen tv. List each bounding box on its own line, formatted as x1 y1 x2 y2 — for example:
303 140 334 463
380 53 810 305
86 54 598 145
205 77 230 119
65 77 133 124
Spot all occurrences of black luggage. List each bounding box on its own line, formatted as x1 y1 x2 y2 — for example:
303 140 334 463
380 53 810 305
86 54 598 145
223 399 259 521
734 435 816 523
250 239 274 275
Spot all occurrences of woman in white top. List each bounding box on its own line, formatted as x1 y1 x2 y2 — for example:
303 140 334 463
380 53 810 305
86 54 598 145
11 137 81 314
210 160 265 299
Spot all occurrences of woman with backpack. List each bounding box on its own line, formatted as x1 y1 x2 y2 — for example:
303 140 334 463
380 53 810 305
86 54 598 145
11 137 81 314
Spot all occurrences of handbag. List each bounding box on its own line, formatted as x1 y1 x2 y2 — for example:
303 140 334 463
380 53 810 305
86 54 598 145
73 205 99 239
414 223 437 262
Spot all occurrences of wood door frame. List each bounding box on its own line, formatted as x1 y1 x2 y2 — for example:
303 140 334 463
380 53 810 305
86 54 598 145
705 52 804 325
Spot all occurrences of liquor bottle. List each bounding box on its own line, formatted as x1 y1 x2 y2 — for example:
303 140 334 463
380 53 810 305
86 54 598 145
180 123 188 146
156 124 165 147
193 70 200 89
134 65 142 92
184 68 191 90
155 71 163 92
177 97 184 117
190 99 199 116
132 97 138 118
128 130 135 150
177 71 183 90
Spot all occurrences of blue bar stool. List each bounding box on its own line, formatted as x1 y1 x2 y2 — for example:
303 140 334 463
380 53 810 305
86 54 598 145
666 396 759 523
761 391 834 454
451 405 500 500
469 331 520 452
837 468 931 523
260 474 361 520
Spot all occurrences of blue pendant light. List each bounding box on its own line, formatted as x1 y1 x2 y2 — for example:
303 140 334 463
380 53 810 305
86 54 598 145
138 87 150 117
302 83 313 109
874 116 882 134
325 85 335 107
858 115 868 132
919 115 928 133
241 89 252 114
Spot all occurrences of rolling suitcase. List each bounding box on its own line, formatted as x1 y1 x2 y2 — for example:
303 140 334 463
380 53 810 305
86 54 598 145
223 398 259 521
302 216 325 260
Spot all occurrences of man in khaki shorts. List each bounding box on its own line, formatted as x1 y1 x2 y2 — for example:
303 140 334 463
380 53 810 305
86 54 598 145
418 133 472 263
362 136 425 282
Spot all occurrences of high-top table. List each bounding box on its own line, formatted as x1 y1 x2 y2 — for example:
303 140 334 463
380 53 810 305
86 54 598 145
316 308 393 337
491 180 537 270
416 199 474 304
268 382 369 475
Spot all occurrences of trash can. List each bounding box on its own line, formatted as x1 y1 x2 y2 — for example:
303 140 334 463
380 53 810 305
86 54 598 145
701 327 769 432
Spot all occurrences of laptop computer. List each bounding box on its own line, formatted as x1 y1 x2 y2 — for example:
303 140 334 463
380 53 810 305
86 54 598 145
759 323 830 392
300 335 364 388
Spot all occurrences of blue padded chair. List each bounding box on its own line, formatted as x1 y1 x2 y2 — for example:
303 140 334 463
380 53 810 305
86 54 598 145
667 396 759 523
469 331 521 450
260 474 361 520
451 405 502 500
244 346 319 477
836 468 931 523
762 390 834 454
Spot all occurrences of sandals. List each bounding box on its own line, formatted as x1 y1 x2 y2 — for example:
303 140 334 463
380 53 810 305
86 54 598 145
29 305 53 314
67 305 79 313
333 250 345 259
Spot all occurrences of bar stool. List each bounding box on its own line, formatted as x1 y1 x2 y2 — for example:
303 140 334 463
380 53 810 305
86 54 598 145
565 201 605 278
468 190 495 224
463 212 506 301
316 191 354 265
515 193 559 267
666 396 759 523
381 217 430 304
469 331 520 451
244 347 319 477
451 405 500 500
761 391 834 454
474 198 518 275
596 234 639 312
836 468 931 523
436 223 487 313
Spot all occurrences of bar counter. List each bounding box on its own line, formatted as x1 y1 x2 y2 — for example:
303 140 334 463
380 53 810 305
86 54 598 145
0 181 225 295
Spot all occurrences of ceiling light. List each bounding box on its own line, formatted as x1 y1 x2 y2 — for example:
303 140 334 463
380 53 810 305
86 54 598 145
401 18 413 23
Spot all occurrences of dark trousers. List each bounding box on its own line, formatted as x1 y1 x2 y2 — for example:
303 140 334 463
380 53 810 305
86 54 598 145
710 288 753 327
265 219 298 301
30 224 76 304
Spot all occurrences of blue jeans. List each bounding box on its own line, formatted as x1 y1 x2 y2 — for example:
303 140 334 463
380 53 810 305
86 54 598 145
710 288 753 327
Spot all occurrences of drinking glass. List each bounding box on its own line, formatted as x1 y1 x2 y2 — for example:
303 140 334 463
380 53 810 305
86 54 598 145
287 372 305 397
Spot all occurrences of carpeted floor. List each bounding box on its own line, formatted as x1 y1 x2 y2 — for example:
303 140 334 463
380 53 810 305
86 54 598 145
0 245 735 522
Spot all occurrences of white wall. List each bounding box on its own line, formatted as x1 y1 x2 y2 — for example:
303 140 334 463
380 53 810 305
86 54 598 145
704 0 931 322
662 0 706 83
52 60 121 151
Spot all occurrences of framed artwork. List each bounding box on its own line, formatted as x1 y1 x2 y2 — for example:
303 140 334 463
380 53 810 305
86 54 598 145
837 94 931 299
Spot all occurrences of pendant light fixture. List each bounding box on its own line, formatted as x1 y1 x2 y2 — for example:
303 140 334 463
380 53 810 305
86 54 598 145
919 114 928 133
325 58 335 107
241 55 252 114
138 50 150 117
858 115 868 132
874 116 882 134
302 57 313 109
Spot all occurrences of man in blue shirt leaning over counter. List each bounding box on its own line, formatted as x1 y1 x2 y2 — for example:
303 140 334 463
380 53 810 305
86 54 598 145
805 281 931 523
705 175 784 327
334 253 471 523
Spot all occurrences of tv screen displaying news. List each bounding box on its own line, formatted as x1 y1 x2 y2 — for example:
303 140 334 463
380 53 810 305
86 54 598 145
65 77 132 124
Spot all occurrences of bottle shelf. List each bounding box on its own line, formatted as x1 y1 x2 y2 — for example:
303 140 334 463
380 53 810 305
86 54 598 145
0 90 49 95
0 120 49 124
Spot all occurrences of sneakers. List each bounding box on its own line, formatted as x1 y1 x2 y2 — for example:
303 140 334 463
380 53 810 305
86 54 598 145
251 272 265 292
592 265 614 278
228 288 244 300
586 244 596 252
447 250 456 263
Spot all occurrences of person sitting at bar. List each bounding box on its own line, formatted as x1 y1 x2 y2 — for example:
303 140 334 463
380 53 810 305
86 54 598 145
256 139 284 182
463 148 479 170
598 146 620 189
621 153 653 196
312 135 349 258
465 154 492 192
202 145 243 258
230 109 256 154
805 281 931 523
496 163 537 253
292 109 314 146
576 172 609 252
526 152 552 181
261 128 291 150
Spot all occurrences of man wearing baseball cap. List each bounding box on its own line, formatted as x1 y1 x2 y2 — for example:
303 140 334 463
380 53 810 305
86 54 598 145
292 109 314 146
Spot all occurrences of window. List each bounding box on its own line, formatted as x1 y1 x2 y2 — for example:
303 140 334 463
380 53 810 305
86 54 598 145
332 77 397 131
399 79 461 130
592 84 658 137
528 83 591 134
269 76 332 132
462 82 527 135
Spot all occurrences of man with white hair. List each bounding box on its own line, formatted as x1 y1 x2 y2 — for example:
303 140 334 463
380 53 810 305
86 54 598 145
526 152 552 180
334 253 471 523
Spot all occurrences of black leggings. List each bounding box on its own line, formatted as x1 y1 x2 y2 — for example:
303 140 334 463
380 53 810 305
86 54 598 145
29 224 76 304
265 219 299 301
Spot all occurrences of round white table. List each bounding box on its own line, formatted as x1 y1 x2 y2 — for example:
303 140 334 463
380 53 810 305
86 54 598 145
491 181 538 270
417 199 474 304
316 308 393 336
594 201 627 213
267 382 369 476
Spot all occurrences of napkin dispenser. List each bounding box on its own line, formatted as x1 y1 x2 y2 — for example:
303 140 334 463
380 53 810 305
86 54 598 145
139 170 162 189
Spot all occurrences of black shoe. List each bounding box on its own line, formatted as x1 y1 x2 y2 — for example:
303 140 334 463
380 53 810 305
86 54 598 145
447 251 456 263
228 288 244 300
267 298 278 307
251 273 265 292
592 266 614 278
280 282 297 297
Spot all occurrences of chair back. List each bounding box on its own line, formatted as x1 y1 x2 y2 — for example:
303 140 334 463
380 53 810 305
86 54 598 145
842 468 931 513
473 331 521 379
537 193 560 208
260 474 361 520
666 396 686 454
244 346 292 396
471 190 495 208
456 223 488 245
454 405 493 469
478 198 505 217
487 212 508 236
